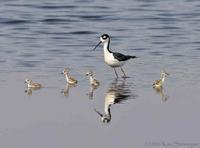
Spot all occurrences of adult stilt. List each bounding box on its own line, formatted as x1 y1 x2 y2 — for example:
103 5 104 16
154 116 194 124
93 34 137 78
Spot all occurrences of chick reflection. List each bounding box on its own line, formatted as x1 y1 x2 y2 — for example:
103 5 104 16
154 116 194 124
61 83 77 97
94 79 133 123
25 87 41 96
87 85 99 100
153 87 169 103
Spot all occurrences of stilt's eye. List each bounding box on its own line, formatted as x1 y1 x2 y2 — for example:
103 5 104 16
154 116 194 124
101 34 109 40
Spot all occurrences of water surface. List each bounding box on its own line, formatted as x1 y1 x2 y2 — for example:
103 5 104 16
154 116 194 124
0 0 200 147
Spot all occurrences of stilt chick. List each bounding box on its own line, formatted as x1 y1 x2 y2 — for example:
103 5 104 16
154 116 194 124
62 68 78 85
86 71 100 87
25 79 42 88
153 70 169 88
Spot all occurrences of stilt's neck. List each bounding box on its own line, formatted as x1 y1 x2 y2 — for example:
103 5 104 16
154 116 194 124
105 107 111 116
104 108 111 122
65 74 69 81
103 101 111 122
161 75 165 83
89 76 94 84
103 39 111 53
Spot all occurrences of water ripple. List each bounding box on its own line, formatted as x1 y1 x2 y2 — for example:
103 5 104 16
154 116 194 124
149 51 164 56
41 18 80 24
35 5 77 9
0 19 32 25
78 15 110 21
16 60 42 68
148 26 181 30
170 54 185 57
68 31 96 35
129 48 147 51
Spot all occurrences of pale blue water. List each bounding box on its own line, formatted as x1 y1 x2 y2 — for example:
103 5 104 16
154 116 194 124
0 0 200 147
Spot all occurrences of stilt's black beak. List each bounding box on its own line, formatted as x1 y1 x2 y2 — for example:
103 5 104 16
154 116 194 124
93 41 102 50
94 109 103 117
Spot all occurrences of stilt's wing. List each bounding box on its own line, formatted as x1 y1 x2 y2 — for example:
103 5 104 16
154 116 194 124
113 52 132 61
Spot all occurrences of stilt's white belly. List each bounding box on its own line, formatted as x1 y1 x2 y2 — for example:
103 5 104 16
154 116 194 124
104 52 124 67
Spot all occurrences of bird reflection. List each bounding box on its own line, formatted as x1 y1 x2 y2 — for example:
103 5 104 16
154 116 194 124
153 87 169 103
61 83 76 97
25 87 41 96
94 79 134 123
87 85 99 100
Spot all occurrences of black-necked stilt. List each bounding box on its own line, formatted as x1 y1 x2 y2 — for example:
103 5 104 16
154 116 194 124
85 71 100 99
61 68 78 85
153 86 169 103
25 79 42 88
86 85 98 100
153 70 169 89
94 80 131 123
93 34 137 78
61 83 70 97
86 71 100 87
61 83 76 97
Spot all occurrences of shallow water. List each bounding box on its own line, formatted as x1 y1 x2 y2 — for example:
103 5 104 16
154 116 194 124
0 0 200 147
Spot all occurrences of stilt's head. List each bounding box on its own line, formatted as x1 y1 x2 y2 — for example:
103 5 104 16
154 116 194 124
100 34 110 43
94 109 111 123
25 79 32 84
101 116 111 123
85 71 93 77
161 70 169 78
93 34 110 50
61 68 70 75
